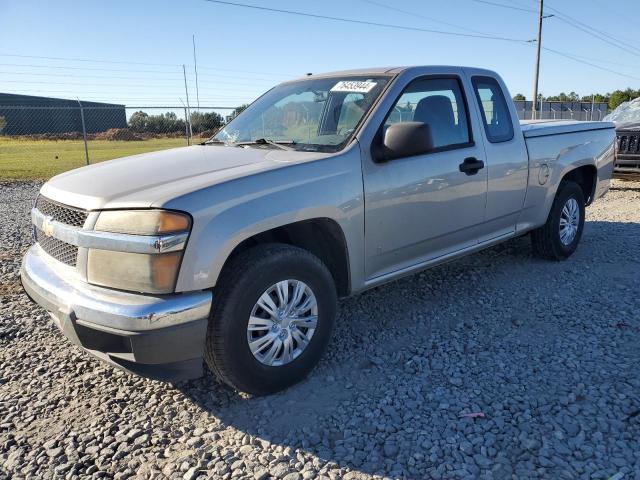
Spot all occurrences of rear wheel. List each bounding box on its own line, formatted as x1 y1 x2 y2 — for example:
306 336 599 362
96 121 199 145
205 244 337 395
531 181 585 260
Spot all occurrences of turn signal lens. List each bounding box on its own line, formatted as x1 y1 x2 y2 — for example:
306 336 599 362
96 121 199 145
95 210 191 235
158 212 190 233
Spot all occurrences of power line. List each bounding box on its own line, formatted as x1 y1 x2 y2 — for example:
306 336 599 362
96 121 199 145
551 17 640 58
1 90 253 101
192 35 200 111
0 71 182 84
202 0 529 43
557 53 640 70
532 0 640 49
0 62 182 75
2 1 636 106
470 0 640 58
540 2 640 56
0 53 296 78
0 79 268 93
471 0 537 13
541 46 640 82
587 0 638 39
0 63 283 83
0 53 181 67
362 0 489 35
364 0 640 85
0 70 276 88
475 2 640 67
204 0 639 83
0 85 258 97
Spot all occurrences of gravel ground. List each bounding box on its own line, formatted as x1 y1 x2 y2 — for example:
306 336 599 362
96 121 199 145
1 179 640 480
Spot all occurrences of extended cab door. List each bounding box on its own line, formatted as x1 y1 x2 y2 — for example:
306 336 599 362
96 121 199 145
361 73 488 280
465 71 529 241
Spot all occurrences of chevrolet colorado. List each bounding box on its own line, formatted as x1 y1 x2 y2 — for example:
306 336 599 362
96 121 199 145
21 66 615 394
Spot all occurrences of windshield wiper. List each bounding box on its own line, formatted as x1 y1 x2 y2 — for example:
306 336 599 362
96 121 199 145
201 138 231 146
236 138 296 151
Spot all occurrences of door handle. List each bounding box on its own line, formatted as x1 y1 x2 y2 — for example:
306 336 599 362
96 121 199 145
459 157 485 175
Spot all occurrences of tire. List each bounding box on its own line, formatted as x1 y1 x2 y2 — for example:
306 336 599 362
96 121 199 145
205 243 337 395
531 181 586 260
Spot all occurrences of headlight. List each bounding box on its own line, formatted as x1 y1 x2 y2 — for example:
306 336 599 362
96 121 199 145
94 210 190 235
87 210 191 294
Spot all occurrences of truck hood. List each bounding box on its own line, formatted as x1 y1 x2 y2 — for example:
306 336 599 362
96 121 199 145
616 121 640 132
41 145 330 210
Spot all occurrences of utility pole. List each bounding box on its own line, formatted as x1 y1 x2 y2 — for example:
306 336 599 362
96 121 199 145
182 64 193 140
76 98 89 165
531 0 544 120
180 99 190 146
192 34 200 111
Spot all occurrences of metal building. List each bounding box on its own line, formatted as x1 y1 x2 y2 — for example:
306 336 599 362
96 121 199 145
0 93 126 135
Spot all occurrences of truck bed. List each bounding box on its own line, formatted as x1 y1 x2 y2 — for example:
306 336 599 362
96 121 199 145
521 119 615 213
520 120 614 138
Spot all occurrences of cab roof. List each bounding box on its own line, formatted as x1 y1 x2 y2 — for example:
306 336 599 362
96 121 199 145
286 66 497 83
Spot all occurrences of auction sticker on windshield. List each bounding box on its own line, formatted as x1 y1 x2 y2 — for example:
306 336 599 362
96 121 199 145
330 81 377 93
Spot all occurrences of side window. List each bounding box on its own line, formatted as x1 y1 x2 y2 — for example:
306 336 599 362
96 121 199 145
385 77 471 149
472 76 514 143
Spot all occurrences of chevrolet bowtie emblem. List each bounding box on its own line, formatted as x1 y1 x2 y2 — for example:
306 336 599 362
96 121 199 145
42 216 55 236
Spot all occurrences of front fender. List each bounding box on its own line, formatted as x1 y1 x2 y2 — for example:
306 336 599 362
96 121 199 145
167 148 365 292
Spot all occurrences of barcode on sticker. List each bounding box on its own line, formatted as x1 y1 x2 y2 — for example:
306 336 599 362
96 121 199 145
330 81 377 93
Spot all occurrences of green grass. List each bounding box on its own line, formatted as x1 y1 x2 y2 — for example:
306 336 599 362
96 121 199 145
0 137 188 180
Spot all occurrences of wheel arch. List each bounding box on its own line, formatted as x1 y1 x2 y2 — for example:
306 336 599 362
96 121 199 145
560 164 597 205
218 218 351 297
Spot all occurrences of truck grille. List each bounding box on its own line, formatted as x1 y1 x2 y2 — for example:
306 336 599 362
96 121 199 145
617 132 640 155
33 196 87 266
35 227 78 266
35 195 88 228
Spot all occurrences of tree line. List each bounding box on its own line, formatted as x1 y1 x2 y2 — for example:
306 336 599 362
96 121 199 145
127 104 250 134
512 88 640 111
128 111 223 134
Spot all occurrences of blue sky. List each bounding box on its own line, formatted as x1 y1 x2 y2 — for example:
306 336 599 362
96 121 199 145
0 0 638 110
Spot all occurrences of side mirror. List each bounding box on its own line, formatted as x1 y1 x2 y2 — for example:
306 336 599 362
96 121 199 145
375 121 434 162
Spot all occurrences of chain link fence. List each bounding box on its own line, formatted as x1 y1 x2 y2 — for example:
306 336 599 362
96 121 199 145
0 105 235 180
0 99 612 180
514 100 609 121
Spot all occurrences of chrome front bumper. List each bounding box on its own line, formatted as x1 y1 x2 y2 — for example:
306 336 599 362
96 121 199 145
20 244 213 381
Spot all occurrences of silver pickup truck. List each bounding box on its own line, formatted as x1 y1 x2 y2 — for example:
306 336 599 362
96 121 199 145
21 66 615 394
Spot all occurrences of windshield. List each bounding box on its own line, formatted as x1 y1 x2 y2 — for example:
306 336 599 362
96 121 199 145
213 75 391 152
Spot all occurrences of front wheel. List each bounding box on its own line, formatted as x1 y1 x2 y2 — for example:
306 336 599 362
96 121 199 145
205 244 337 395
531 181 586 260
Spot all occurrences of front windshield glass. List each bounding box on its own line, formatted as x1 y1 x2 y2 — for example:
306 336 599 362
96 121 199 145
213 75 391 152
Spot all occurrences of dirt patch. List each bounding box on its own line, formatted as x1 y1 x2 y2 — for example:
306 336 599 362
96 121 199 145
91 128 142 141
10 132 85 141
2 130 186 141
0 279 22 296
194 129 218 139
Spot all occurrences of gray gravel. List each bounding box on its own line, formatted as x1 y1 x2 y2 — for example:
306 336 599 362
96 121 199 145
1 179 640 479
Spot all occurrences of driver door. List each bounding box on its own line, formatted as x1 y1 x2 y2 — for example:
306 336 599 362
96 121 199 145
363 75 488 280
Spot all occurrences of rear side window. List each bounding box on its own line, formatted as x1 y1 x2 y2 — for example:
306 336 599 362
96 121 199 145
472 76 514 143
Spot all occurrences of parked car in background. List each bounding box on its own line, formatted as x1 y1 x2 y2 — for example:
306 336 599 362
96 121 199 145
21 66 615 395
604 97 640 173
614 123 640 173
